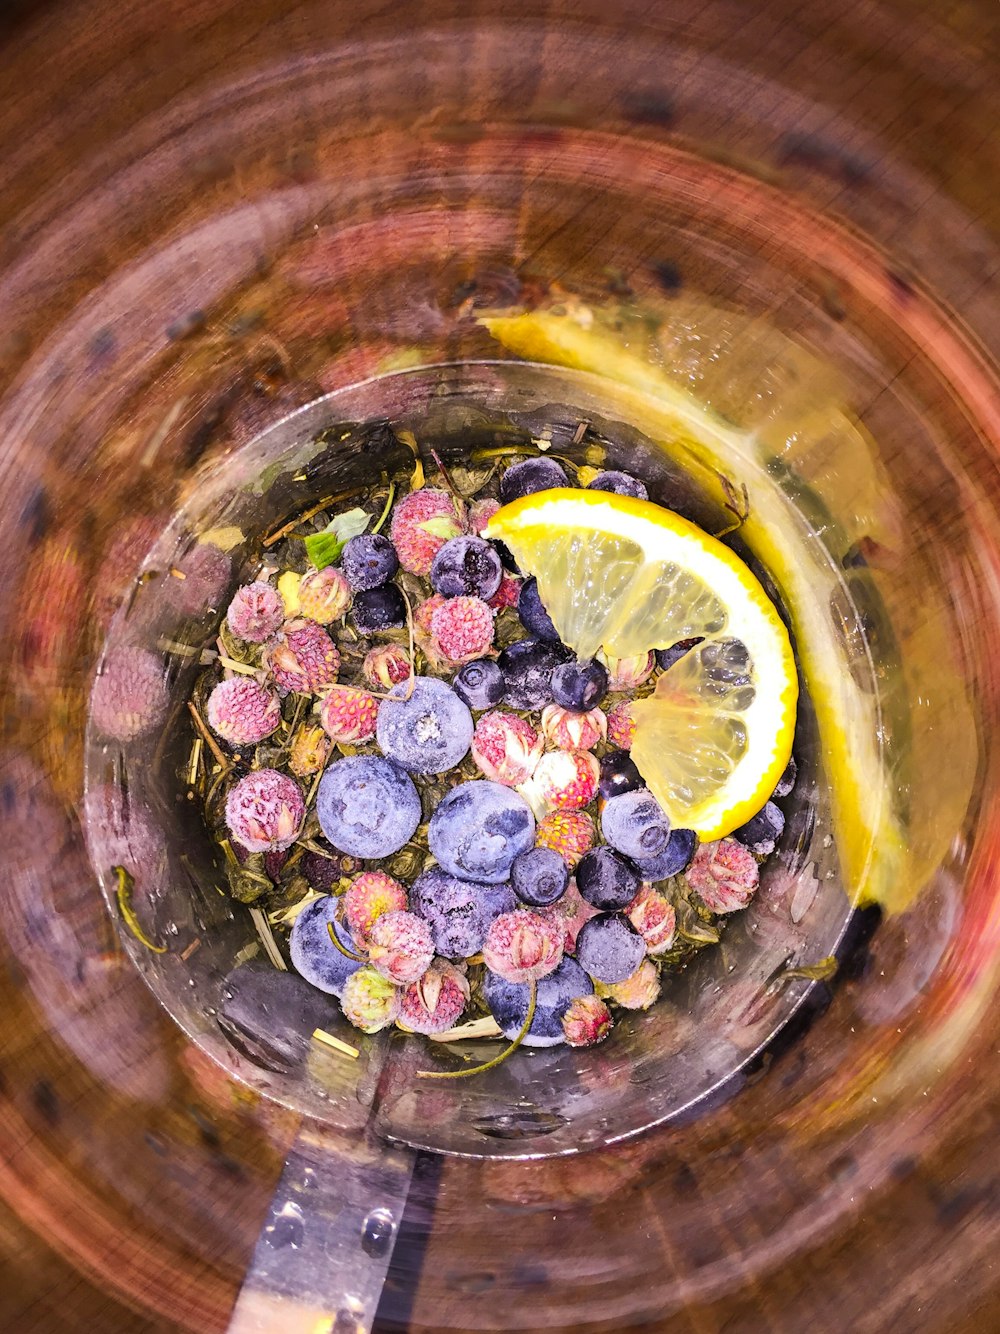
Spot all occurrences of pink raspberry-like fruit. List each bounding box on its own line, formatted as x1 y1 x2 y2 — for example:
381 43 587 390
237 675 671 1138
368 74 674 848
627 883 677 954
540 877 599 954
319 684 379 743
562 994 613 1047
597 650 655 691
483 910 563 984
686 837 760 913
344 870 409 948
413 593 449 665
368 910 435 984
528 749 599 812
390 488 464 575
90 646 170 742
469 497 500 534
607 699 636 750
430 596 494 664
363 643 411 689
226 581 284 643
535 810 596 868
398 960 470 1035
206 677 282 746
288 723 331 777
265 618 340 694
471 711 543 787
487 572 522 612
604 958 661 1009
539 704 607 752
341 967 401 1033
225 769 304 853
297 566 352 624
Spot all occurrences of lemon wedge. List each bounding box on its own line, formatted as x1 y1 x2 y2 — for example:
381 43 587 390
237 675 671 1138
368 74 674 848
484 489 797 839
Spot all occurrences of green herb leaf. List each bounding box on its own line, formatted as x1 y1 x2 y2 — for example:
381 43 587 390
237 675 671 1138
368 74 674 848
303 507 371 569
418 516 461 539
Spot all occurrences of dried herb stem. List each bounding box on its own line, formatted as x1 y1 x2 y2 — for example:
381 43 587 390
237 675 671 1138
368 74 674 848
249 907 287 970
417 979 536 1079
217 655 260 677
263 488 364 548
113 866 167 954
187 700 230 769
371 481 395 534
327 920 366 962
188 737 203 787
312 1028 360 1060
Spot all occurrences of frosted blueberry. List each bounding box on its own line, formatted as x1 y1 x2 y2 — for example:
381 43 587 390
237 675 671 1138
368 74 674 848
316 755 421 858
428 780 535 884
376 676 474 774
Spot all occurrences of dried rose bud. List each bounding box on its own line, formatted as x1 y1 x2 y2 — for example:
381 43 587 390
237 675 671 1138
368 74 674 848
686 837 760 913
607 699 636 750
368 910 435 984
604 958 661 1009
487 572 522 612
265 618 340 695
483 910 563 984
288 723 332 777
225 769 304 853
226 581 284 643
344 870 408 948
430 596 495 664
363 643 411 690
535 810 596 868
540 877 599 953
206 677 282 746
90 646 169 742
341 967 400 1032
562 994 613 1047
627 883 677 954
540 704 607 752
398 960 470 1035
471 711 543 786
319 684 379 743
297 566 352 624
597 649 655 691
526 749 599 813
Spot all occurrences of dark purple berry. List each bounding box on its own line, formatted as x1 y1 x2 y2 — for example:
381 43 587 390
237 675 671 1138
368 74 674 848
498 638 571 711
773 756 797 798
517 576 560 641
576 913 646 984
341 534 399 591
634 828 697 880
484 956 593 1047
300 847 347 891
576 847 642 911
411 866 516 959
351 584 406 633
655 638 703 671
598 750 644 800
510 846 569 907
430 535 503 600
452 658 505 711
551 658 608 711
601 789 672 860
733 800 785 857
428 780 536 884
587 470 648 500
499 456 568 504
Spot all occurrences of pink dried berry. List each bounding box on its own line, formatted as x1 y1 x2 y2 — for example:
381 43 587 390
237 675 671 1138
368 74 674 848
605 958 661 1010
226 581 284 643
539 704 607 752
206 677 282 746
319 684 379 743
90 646 169 742
398 960 470 1035
430 596 494 664
562 994 613 1047
344 870 408 948
368 910 435 984
535 810 596 868
597 650 655 691
528 750 599 813
413 593 448 665
627 883 677 954
363 643 411 689
297 566 352 624
469 497 500 534
607 699 636 750
483 910 563 984
487 573 522 612
686 837 760 913
341 967 400 1033
390 488 464 575
225 769 304 853
471 711 542 787
265 618 340 694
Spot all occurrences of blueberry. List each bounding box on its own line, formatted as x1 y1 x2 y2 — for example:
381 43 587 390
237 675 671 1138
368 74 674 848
733 800 785 857
452 659 505 712
499 456 569 504
773 755 797 798
289 897 364 997
551 658 608 711
634 827 697 880
352 584 406 634
483 956 594 1047
376 676 474 773
517 576 560 641
586 470 648 500
601 789 672 860
598 750 644 800
430 535 502 600
510 846 569 907
576 847 642 911
492 539 521 574
340 533 399 591
655 637 703 671
316 755 421 858
428 780 536 884
410 866 517 959
575 913 646 984
498 638 571 711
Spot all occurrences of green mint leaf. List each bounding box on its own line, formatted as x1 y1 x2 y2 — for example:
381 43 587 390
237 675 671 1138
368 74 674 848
302 507 371 569
418 516 461 539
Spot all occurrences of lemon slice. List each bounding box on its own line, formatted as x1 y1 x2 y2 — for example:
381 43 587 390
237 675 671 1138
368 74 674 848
484 489 797 839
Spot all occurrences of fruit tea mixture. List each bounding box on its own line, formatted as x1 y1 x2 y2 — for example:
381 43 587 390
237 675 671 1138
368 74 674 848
187 446 797 1070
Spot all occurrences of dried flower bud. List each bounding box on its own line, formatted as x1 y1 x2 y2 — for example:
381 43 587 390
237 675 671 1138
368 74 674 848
562 994 613 1047
288 723 332 777
483 910 563 984
265 618 340 695
540 704 607 752
206 677 282 746
90 646 169 742
627 883 677 954
344 870 409 948
363 643 411 690
368 910 435 984
686 837 760 913
604 958 661 1009
399 960 470 1035
526 749 599 813
340 967 401 1032
596 649 655 691
225 769 304 853
471 711 543 786
298 566 352 624
226 581 284 643
319 684 379 743
606 700 636 750
535 810 596 868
